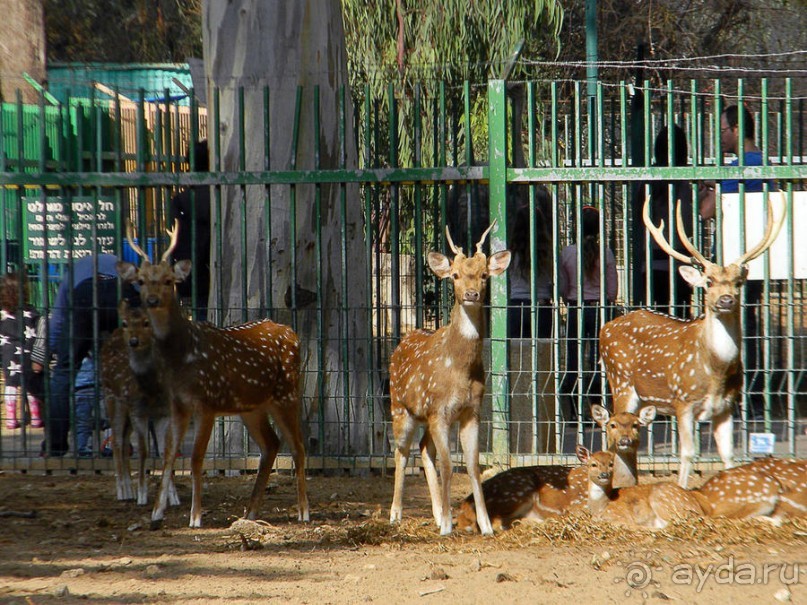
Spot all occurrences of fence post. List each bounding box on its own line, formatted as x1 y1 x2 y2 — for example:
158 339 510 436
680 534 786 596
487 80 509 462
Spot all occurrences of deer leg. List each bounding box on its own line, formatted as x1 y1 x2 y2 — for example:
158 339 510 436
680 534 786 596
131 415 150 506
152 416 180 506
390 413 417 525
110 400 134 501
151 404 190 529
419 431 443 527
712 411 735 470
428 419 454 536
189 412 216 528
459 414 493 536
240 410 280 521
676 408 695 488
269 399 310 522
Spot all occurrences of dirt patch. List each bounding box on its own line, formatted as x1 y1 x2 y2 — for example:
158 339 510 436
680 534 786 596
0 470 805 604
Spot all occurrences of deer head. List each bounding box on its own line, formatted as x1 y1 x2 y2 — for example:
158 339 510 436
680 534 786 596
643 192 785 317
428 220 511 312
117 221 190 336
576 445 614 491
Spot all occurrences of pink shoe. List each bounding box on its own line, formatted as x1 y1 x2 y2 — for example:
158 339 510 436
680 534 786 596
28 397 43 428
5 419 20 430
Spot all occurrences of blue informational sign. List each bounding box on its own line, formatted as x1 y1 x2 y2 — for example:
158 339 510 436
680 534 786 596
748 432 775 455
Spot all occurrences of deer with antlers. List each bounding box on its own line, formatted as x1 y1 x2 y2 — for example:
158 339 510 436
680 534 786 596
388 222 511 536
117 223 309 528
456 405 656 532
100 300 178 506
600 194 785 488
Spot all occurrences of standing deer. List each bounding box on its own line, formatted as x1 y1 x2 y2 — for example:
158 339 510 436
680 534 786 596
389 222 511 536
117 223 309 528
100 299 177 506
600 195 785 487
456 405 656 532
578 446 704 529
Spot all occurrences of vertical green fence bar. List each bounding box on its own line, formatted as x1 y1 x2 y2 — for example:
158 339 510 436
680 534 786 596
413 84 423 329
783 78 796 455
238 86 248 322
487 80 509 460
313 86 325 457
263 86 273 314
338 85 351 457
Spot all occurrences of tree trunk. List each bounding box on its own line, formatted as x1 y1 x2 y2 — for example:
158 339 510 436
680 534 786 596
0 1 46 104
203 0 378 457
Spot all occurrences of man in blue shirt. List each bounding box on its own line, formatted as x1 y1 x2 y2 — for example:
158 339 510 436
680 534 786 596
38 253 137 456
698 105 776 417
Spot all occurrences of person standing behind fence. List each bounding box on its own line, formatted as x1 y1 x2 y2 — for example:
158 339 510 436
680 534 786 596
698 104 776 416
169 139 211 321
0 271 43 430
508 186 559 339
638 125 694 317
559 206 618 418
36 254 137 457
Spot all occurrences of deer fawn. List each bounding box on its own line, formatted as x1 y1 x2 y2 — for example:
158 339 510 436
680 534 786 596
578 445 704 529
100 300 178 506
600 194 785 487
389 222 511 536
456 405 656 532
117 222 309 528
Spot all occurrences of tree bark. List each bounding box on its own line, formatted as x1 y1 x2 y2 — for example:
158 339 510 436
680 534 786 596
203 0 377 456
0 1 46 104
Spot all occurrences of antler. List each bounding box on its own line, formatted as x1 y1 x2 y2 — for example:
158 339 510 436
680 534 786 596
126 221 151 263
162 219 180 263
642 198 696 266
674 202 711 268
475 219 498 255
732 190 786 266
445 226 463 257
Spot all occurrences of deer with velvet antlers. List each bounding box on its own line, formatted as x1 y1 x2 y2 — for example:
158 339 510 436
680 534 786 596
117 222 309 528
389 222 511 536
600 194 785 488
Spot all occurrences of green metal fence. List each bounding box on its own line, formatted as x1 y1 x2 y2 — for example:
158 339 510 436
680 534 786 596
0 76 805 475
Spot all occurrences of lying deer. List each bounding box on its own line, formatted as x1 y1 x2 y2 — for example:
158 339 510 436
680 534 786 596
600 194 785 487
117 223 309 528
578 445 704 529
100 300 177 506
692 457 807 522
456 405 656 532
389 222 511 536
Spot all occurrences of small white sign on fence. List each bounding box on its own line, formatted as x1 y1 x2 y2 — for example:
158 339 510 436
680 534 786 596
748 432 776 455
720 191 807 280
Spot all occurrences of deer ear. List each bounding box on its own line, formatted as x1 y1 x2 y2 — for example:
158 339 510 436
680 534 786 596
639 405 657 425
590 404 609 427
576 444 590 463
679 265 708 288
116 261 137 282
174 260 192 283
427 252 452 279
487 250 511 275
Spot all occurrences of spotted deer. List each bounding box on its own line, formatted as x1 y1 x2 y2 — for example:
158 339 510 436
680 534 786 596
389 222 511 536
100 300 177 506
117 223 309 528
578 446 704 529
456 405 656 532
600 194 785 487
692 457 807 522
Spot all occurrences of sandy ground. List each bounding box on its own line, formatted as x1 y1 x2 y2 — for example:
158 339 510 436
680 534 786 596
0 469 805 605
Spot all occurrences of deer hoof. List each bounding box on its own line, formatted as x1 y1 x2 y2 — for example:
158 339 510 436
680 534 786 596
149 518 164 531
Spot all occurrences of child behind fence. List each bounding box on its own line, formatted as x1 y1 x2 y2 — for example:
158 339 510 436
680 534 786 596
0 271 43 429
